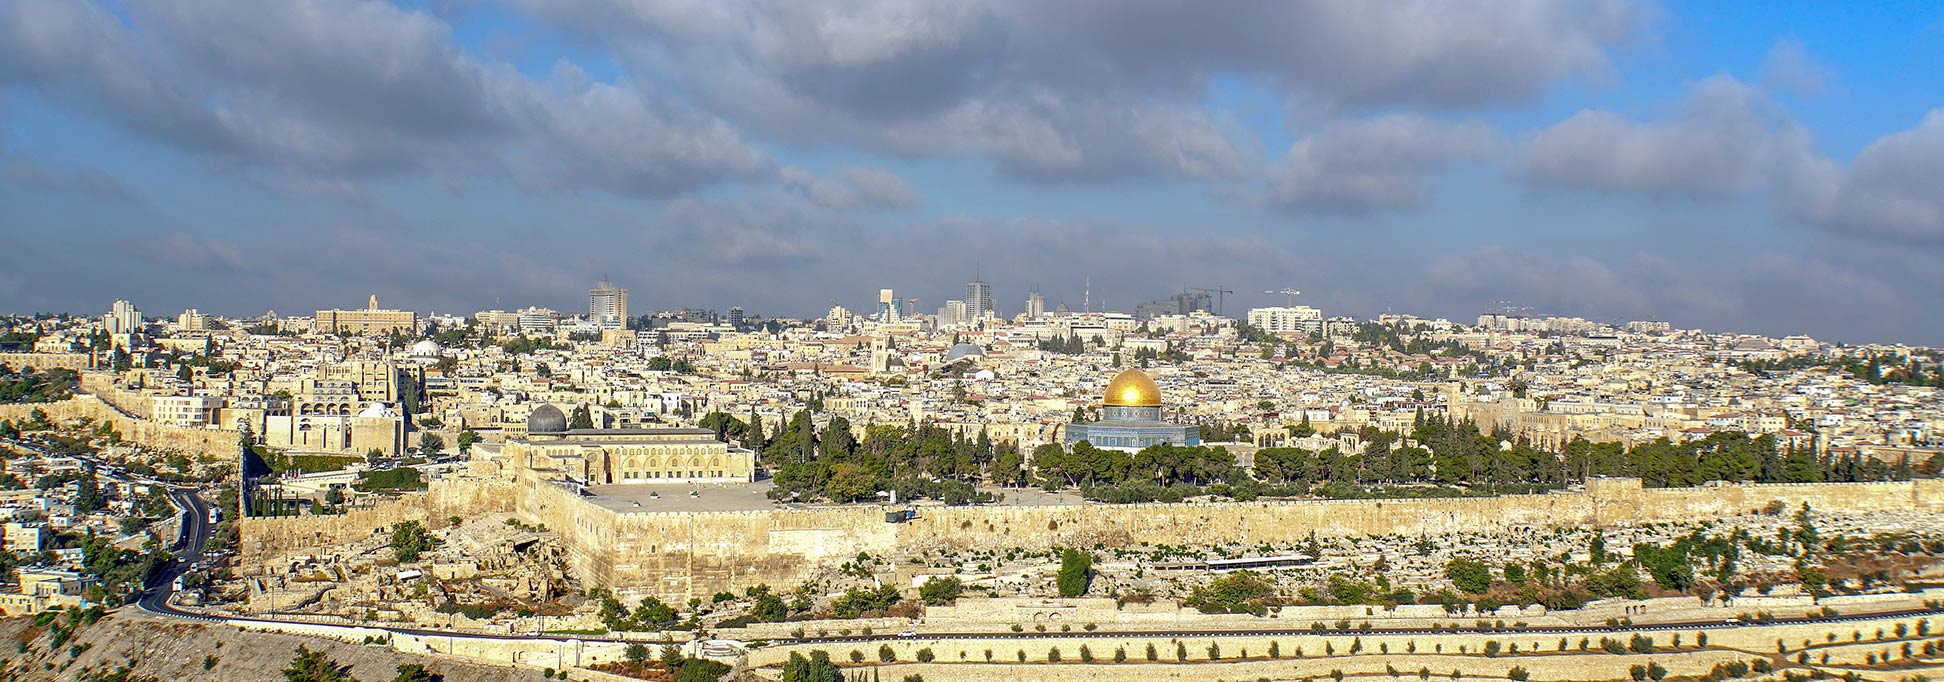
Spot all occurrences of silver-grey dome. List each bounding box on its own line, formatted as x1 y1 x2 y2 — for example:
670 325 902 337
944 343 984 363
527 404 567 434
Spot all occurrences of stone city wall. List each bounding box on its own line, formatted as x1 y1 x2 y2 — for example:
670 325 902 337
520 477 1944 601
241 475 1944 602
0 393 240 455
238 478 518 567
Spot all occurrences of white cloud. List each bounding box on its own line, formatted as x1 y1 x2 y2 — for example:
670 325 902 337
1518 75 1809 199
1266 114 1498 214
1760 37 1831 95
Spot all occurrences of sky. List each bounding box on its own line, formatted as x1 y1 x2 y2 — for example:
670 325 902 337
1 0 1941 345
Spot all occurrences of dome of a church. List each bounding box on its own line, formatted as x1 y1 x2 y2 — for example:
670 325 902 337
527 404 567 434
1102 369 1162 407
944 343 985 363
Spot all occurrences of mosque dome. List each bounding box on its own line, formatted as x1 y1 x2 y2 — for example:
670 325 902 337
1102 369 1162 407
944 343 985 363
527 404 567 434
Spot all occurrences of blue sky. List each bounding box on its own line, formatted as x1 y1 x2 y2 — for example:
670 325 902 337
1 0 1941 344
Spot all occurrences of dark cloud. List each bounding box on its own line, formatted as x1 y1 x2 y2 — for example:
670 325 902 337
781 165 920 210
139 232 254 274
1265 114 1498 214
0 0 770 197
513 0 1646 183
1518 76 1809 199
2 162 133 200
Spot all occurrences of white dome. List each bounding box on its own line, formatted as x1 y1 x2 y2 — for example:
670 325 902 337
410 339 442 356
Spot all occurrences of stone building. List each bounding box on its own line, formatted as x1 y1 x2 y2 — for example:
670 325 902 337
482 405 757 485
314 295 417 335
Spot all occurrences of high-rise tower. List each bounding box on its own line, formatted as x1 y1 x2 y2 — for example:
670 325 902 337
966 279 992 320
589 279 628 329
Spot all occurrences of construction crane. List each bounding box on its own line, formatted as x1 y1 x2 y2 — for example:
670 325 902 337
1189 286 1234 316
1266 289 1302 307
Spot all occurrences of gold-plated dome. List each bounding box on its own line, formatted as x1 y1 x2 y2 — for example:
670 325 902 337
1102 369 1163 407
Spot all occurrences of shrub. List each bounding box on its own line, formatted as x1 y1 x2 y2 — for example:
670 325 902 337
916 648 934 662
1057 549 1093 597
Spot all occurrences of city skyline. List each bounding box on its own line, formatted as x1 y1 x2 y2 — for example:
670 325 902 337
2 2 1941 347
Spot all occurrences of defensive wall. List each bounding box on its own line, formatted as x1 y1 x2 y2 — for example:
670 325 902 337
243 476 1944 601
0 393 241 455
238 479 518 565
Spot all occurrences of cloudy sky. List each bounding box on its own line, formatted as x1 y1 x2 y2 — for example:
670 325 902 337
2 1 1941 345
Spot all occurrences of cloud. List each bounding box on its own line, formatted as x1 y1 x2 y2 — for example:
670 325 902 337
0 0 770 198
1517 74 1944 242
1265 114 1497 214
141 232 252 273
2 162 133 200
1760 37 1831 95
651 194 828 268
781 165 919 210
1782 109 1944 241
1518 75 1809 199
512 0 1646 183
1413 245 1924 344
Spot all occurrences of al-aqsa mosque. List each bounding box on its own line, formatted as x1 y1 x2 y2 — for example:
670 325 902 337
1064 368 1201 452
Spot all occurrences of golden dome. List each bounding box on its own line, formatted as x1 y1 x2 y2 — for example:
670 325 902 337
1102 369 1163 407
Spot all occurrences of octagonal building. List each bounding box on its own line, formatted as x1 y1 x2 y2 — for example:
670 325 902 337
1064 368 1200 452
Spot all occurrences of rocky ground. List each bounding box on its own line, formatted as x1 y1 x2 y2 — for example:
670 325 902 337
0 610 551 682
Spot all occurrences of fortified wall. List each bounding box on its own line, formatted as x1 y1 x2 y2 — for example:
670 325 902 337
241 476 1944 602
517 477 1944 601
0 393 241 455
238 479 518 565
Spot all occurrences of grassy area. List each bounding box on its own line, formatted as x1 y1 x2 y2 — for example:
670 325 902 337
352 467 426 492
283 455 364 473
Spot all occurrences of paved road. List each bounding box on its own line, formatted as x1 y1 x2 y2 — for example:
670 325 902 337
138 484 213 617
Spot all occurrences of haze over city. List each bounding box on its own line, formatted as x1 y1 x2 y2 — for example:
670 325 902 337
2 1 1942 344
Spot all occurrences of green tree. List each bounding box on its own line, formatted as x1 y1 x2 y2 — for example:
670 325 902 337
417 432 444 457
635 596 677 625
283 645 358 682
625 643 650 664
920 576 965 606
389 521 436 563
780 651 842 682
1057 548 1093 597
390 664 440 682
456 429 478 455
1445 557 1493 595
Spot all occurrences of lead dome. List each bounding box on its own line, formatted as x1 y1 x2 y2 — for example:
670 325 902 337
527 404 567 434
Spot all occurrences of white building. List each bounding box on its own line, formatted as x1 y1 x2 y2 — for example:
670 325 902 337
1247 306 1323 335
151 395 219 428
